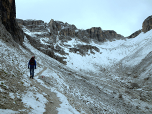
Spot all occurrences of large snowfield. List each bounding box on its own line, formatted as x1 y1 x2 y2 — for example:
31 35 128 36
0 28 152 113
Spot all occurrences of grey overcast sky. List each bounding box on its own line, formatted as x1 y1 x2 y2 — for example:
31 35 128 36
15 0 152 37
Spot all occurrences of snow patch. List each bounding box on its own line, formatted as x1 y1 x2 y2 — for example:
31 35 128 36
22 91 48 114
0 109 19 114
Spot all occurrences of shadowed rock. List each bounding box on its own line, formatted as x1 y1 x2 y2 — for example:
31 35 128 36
0 0 24 45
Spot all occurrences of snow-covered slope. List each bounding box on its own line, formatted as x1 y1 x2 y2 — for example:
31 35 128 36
65 29 152 72
1 24 152 113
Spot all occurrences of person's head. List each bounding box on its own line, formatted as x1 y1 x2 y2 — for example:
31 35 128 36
31 56 35 59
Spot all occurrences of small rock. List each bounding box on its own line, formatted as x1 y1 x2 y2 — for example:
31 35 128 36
136 106 139 109
133 75 138 78
144 77 150 81
17 98 22 101
50 101 53 103
119 94 123 98
130 83 140 89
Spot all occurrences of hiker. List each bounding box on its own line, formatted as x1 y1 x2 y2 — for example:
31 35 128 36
28 56 36 79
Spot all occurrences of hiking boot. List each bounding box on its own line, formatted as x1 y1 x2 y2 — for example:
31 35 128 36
30 75 32 78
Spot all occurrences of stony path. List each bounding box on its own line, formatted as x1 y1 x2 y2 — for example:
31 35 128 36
30 67 61 114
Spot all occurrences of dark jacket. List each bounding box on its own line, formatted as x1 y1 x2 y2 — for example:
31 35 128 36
28 58 36 69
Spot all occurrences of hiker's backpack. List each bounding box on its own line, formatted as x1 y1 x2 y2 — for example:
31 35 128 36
30 58 35 65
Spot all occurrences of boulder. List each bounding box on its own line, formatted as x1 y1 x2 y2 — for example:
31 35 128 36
142 15 152 33
0 0 24 45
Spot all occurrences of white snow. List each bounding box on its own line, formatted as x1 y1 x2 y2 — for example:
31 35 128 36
34 70 80 114
65 30 152 72
22 91 48 114
0 109 19 114
9 93 15 99
40 37 50 45
57 92 80 114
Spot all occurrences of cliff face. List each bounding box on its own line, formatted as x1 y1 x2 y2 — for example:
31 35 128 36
0 0 24 45
142 15 152 33
86 27 123 42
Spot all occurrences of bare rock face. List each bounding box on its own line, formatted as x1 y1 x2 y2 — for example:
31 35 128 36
0 0 24 45
17 19 47 32
86 27 124 41
128 29 142 38
103 30 123 40
49 19 77 37
142 15 152 33
86 27 104 41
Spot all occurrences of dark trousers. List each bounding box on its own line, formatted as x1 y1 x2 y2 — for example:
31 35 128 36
30 67 34 78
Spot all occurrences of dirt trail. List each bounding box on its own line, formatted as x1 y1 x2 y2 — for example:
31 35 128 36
31 67 61 114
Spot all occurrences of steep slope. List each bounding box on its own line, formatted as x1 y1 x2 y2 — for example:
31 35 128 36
0 21 79 113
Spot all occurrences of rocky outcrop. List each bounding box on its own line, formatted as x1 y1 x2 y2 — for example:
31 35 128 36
69 44 100 56
102 30 123 41
142 15 152 33
17 19 47 32
128 29 142 38
0 0 24 45
86 27 123 41
86 27 103 41
49 19 77 37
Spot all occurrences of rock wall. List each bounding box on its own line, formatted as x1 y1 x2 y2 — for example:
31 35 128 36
49 19 77 37
0 0 24 45
86 27 123 41
86 27 103 41
17 19 47 32
142 15 152 33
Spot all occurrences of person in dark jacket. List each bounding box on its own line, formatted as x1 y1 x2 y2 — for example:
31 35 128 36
28 56 36 79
